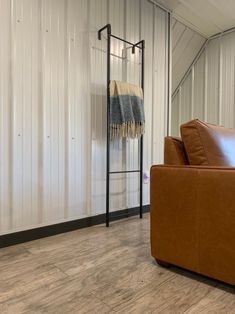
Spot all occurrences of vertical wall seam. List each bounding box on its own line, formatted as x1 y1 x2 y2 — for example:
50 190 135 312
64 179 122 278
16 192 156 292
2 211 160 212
38 0 43 224
191 66 194 119
139 0 141 203
166 11 171 136
139 0 141 41
204 44 208 121
123 0 127 209
9 0 15 230
151 2 155 164
178 86 182 127
86 0 92 217
218 35 223 125
64 0 68 219
234 36 235 128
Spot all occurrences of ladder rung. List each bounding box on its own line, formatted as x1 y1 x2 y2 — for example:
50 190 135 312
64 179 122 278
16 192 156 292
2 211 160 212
109 170 141 174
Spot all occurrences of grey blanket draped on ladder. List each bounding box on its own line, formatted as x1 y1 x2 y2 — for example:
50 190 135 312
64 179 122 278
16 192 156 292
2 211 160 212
109 80 145 139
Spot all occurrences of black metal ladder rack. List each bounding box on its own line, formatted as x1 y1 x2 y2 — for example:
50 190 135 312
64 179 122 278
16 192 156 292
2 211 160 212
98 24 145 227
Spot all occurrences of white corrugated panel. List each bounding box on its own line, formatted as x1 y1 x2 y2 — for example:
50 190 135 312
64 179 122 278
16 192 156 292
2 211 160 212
125 0 141 209
109 0 126 212
67 0 91 219
90 0 108 216
172 18 206 93
220 32 235 128
193 51 205 120
152 6 168 164
180 72 192 124
0 0 12 232
141 0 154 204
171 91 180 136
12 0 42 229
42 0 66 223
206 38 220 124
172 29 235 135
0 0 169 235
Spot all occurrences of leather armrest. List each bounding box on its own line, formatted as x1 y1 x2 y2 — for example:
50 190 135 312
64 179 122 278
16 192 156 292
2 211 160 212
150 165 235 285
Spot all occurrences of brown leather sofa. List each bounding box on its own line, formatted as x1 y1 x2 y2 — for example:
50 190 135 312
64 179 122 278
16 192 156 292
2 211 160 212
151 119 235 285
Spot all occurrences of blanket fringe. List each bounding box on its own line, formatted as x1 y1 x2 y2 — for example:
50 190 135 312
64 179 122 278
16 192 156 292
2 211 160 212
110 122 145 139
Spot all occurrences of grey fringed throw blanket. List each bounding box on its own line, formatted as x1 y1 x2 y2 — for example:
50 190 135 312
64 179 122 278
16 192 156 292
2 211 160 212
110 80 145 139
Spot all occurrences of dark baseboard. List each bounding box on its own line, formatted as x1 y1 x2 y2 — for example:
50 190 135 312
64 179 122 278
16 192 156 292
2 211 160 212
0 205 150 249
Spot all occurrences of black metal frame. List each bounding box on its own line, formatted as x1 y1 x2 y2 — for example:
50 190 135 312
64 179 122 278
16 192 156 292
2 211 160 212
98 24 145 227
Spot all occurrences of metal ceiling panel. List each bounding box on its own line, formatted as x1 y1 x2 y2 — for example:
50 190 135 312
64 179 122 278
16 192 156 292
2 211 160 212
156 0 235 37
172 18 206 93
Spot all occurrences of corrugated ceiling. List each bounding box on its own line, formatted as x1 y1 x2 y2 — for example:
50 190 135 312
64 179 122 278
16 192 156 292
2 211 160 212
172 18 206 93
156 0 235 37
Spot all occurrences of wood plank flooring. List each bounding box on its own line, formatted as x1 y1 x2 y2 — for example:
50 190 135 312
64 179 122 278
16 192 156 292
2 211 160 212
0 214 234 313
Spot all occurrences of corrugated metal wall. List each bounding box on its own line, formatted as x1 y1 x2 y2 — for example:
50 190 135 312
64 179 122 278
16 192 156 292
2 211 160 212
171 30 235 136
0 0 169 235
172 18 206 94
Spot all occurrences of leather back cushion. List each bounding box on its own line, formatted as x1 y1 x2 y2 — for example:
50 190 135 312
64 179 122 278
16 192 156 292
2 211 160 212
164 137 188 165
180 119 235 166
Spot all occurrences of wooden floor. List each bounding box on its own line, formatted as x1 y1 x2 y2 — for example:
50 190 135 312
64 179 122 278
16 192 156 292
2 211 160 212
0 214 235 314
